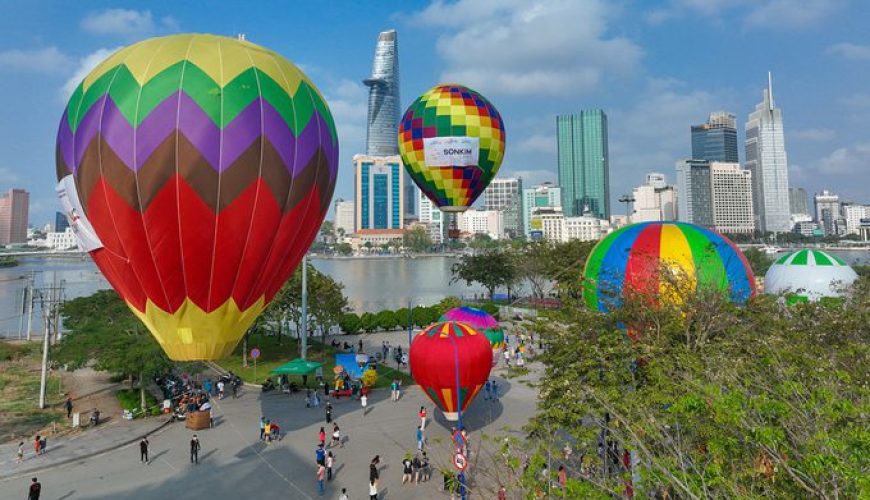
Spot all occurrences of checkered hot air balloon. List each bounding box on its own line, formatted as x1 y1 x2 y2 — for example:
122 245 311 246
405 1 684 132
410 321 493 421
583 221 755 312
55 34 338 360
441 306 505 366
398 84 505 212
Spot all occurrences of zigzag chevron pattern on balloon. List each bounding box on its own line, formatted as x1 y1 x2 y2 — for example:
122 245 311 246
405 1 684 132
55 34 338 360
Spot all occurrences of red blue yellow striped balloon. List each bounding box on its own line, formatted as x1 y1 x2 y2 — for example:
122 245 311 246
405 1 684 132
583 222 755 311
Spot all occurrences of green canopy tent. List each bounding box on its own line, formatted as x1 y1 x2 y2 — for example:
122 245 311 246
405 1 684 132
270 358 324 376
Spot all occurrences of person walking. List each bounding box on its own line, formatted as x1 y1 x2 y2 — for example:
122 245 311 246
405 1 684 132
332 424 342 448
316 463 326 496
16 442 24 464
64 396 73 419
139 437 149 463
316 444 326 465
369 455 380 482
264 420 272 443
325 402 333 424
390 380 398 402
401 456 413 484
368 479 379 500
33 436 40 456
217 380 225 399
418 406 427 431
360 393 368 415
259 417 266 441
416 426 424 451
189 435 200 464
28 477 41 500
326 451 334 481
358 338 363 353
319 427 326 447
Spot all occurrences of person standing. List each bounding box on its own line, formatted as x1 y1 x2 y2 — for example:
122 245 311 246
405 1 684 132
416 426 424 451
33 436 40 456
16 442 24 464
217 380 225 399
368 479 378 500
325 402 333 424
358 338 363 353
319 427 326 447
189 435 200 464
401 456 413 484
497 485 506 500
390 380 398 402
332 424 341 448
140 437 149 463
325 451 334 481
64 396 73 419
360 394 368 415
316 463 326 496
369 455 380 482
316 444 326 466
558 464 567 488
338 487 348 500
28 477 41 500
418 406 427 431
264 420 272 443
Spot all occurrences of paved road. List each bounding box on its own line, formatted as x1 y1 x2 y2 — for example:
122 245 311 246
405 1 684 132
0 342 540 499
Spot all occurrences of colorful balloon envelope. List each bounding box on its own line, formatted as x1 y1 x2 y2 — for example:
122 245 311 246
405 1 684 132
398 84 505 212
410 321 493 421
55 34 338 360
583 221 755 312
441 306 505 365
764 249 858 304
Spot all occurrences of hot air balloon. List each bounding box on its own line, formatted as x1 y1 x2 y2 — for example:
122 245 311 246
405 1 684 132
765 249 858 304
398 84 504 237
583 221 755 312
441 306 505 365
409 321 492 421
55 34 338 360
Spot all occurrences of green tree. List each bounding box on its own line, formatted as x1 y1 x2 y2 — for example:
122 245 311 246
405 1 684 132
451 250 517 299
743 247 774 276
53 290 173 412
403 226 433 253
335 242 353 256
375 310 398 331
338 312 361 334
359 312 378 332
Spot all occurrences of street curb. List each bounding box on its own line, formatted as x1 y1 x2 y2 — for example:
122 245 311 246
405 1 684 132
0 418 174 482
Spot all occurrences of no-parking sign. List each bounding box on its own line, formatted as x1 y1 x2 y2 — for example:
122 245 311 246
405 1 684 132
453 452 468 471
250 348 261 360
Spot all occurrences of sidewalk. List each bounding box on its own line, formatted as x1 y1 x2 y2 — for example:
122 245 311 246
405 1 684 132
0 414 173 480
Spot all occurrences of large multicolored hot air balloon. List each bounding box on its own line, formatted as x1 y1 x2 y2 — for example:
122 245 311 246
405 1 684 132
398 84 505 212
410 321 492 421
583 221 755 312
441 306 505 365
765 249 858 304
55 34 338 360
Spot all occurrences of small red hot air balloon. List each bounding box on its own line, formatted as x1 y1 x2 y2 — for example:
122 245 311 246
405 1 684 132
409 321 492 421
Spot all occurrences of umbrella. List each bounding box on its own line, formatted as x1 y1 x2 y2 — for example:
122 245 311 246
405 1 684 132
270 358 324 376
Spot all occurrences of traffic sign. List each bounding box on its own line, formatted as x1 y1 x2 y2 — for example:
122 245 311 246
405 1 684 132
452 452 468 471
250 348 261 360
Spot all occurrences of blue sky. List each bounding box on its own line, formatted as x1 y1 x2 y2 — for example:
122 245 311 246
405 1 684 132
1 0 868 226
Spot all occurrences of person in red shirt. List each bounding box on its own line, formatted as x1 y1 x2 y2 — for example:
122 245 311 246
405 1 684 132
418 406 427 431
319 427 326 447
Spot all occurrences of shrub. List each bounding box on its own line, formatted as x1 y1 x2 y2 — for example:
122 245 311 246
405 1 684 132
339 312 361 334
376 310 398 331
115 389 161 417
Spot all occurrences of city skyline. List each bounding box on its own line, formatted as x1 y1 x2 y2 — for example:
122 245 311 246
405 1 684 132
1 2 869 227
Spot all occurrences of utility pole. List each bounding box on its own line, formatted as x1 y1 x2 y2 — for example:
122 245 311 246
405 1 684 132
300 254 309 360
25 271 34 341
38 288 50 409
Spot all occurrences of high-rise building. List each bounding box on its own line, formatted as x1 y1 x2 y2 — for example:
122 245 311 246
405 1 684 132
457 209 504 240
0 188 29 245
709 163 755 234
556 110 610 219
745 73 791 233
814 190 840 236
333 199 355 236
676 159 714 228
353 155 404 232
841 203 870 235
631 173 677 223
55 211 70 233
530 207 608 243
522 183 562 238
788 187 810 217
691 112 739 162
483 177 523 238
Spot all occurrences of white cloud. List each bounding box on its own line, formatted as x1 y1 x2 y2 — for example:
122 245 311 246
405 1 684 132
410 0 643 96
827 42 870 61
60 47 123 98
0 166 22 184
744 0 842 29
790 128 836 142
81 9 178 37
815 143 870 175
325 79 368 153
0 47 72 73
839 93 870 108
516 134 554 154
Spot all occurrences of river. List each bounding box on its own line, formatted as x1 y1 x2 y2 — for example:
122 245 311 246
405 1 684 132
1 250 867 339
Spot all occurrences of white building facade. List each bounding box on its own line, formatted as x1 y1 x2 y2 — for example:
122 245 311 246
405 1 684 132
334 199 355 237
522 183 561 238
709 163 755 234
417 192 444 244
457 209 504 240
483 177 523 238
630 172 677 223
841 203 869 235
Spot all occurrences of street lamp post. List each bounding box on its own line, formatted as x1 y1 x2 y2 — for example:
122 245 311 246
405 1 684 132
300 254 309 360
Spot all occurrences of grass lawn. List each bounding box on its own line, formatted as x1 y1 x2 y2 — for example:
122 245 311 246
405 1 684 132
0 341 65 442
217 333 412 389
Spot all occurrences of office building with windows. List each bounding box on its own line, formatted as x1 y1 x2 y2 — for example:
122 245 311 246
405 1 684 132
631 173 677 223
483 177 523 238
556 110 610 219
814 190 841 236
691 111 739 162
522 183 562 238
676 159 714 228
789 187 810 217
745 73 791 233
354 155 404 232
709 163 755 234
0 188 29 245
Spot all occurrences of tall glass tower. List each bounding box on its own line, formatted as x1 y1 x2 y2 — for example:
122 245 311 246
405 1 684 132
745 73 791 233
691 112 738 162
556 110 610 219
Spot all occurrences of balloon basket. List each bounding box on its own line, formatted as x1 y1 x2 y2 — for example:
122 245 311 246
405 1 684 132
443 411 459 421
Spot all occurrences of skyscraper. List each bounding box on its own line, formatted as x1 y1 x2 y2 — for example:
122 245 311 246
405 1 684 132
676 159 714 228
362 29 418 223
0 188 29 245
788 187 810 217
676 160 754 234
745 73 791 233
814 190 840 236
353 155 404 232
556 110 610 219
483 177 523 238
691 111 738 162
